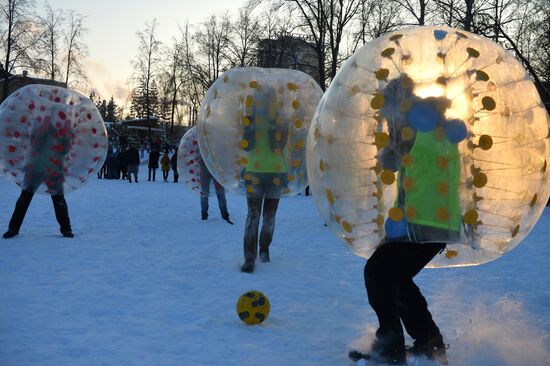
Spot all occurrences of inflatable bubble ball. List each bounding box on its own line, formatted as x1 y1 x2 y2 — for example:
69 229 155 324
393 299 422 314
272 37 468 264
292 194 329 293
197 67 323 199
0 85 108 195
307 26 550 267
177 126 216 196
236 290 270 325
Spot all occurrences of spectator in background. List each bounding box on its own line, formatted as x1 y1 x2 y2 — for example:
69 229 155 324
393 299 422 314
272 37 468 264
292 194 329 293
117 147 128 180
171 148 179 183
126 143 140 183
148 146 160 181
160 152 171 182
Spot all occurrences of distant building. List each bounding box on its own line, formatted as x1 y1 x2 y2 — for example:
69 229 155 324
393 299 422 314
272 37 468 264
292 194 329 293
256 35 320 83
0 65 66 100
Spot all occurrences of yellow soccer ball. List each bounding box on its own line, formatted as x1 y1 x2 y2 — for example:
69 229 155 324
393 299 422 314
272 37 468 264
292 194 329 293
236 290 270 325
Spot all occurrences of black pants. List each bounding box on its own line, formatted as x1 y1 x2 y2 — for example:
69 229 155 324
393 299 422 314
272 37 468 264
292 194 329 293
148 168 156 181
7 189 72 234
162 170 169 180
243 196 279 260
364 241 445 347
173 171 179 183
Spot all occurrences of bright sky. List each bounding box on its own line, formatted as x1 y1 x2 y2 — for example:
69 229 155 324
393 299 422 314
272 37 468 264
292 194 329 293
48 0 247 110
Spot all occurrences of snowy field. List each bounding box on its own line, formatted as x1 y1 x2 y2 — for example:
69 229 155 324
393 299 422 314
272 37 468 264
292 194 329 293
0 168 549 366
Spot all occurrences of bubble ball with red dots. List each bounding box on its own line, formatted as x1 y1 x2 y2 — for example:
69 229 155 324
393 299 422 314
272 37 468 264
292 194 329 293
177 126 215 196
0 84 108 195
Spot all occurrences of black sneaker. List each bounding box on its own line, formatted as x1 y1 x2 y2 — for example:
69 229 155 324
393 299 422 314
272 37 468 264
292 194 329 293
240 259 255 273
3 230 18 239
259 249 270 263
223 216 234 225
61 231 74 238
408 336 448 365
201 215 208 221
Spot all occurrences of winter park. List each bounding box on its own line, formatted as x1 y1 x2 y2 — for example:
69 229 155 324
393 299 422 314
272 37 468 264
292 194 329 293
1 1 550 366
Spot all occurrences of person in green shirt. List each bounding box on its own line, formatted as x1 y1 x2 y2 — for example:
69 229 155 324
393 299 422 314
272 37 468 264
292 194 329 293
240 86 289 273
351 75 466 364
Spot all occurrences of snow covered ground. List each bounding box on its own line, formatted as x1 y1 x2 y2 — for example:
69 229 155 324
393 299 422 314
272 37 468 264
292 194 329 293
0 168 549 366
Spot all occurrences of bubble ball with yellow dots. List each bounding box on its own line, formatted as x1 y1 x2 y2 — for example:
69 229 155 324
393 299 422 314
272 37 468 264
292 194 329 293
236 290 270 325
197 67 323 198
306 26 550 267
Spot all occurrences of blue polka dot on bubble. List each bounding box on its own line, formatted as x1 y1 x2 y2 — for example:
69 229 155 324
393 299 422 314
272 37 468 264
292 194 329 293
444 119 468 143
385 216 408 239
434 30 448 40
407 103 440 132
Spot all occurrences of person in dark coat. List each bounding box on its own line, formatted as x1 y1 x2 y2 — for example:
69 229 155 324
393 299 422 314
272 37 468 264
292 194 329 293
171 149 179 183
148 146 160 181
117 147 128 180
126 143 140 183
4 114 74 239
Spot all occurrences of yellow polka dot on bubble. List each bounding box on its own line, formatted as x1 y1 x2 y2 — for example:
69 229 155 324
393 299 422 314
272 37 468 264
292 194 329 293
403 177 414 191
294 119 303 129
244 173 252 180
435 127 445 140
254 162 261 169
473 172 487 188
288 174 295 182
342 221 353 233
245 95 253 107
375 215 385 226
252 177 260 185
375 132 390 148
371 94 385 109
294 140 304 149
380 170 395 185
287 82 297 91
275 164 282 171
283 188 291 195
463 209 478 224
479 135 493 150
246 185 254 193
406 207 417 220
437 156 448 169
482 96 496 111
275 131 282 141
389 207 404 222
292 159 301 168
445 250 458 259
239 140 249 149
401 154 413 166
239 157 249 166
242 117 250 126
292 100 300 109
438 181 449 195
436 207 449 221
249 80 258 88
326 190 335 204
223 76 230 83
273 177 281 185
402 127 414 140
400 99 412 112
375 68 390 81
319 160 325 172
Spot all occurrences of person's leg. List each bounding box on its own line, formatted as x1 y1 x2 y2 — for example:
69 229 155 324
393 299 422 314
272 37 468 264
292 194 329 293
200 174 212 220
395 242 446 361
134 171 138 183
363 243 407 363
4 189 34 238
214 181 230 220
258 198 280 262
148 168 152 181
242 196 262 272
51 194 73 237
128 168 132 182
152 169 156 181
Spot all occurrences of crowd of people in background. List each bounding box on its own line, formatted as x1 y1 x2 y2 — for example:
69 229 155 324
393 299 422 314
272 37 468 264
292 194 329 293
97 134 179 183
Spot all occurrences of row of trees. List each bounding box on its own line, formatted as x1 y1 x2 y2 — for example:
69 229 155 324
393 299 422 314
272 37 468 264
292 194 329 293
129 0 549 136
0 0 87 100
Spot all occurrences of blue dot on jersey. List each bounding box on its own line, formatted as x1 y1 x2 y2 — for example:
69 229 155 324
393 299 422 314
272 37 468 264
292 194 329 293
407 103 440 132
444 119 468 143
434 30 448 40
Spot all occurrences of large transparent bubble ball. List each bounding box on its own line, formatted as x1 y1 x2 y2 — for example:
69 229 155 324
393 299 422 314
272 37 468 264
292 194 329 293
0 85 108 195
177 126 215 196
197 67 323 198
307 26 550 267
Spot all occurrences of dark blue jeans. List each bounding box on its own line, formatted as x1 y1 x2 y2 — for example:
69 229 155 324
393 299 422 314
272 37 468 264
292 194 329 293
200 172 228 219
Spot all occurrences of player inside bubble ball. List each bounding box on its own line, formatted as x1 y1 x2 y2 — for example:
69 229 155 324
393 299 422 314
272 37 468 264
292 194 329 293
353 74 467 365
240 86 289 273
3 108 74 239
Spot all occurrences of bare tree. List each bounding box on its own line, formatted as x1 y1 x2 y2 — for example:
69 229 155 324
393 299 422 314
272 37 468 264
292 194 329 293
132 18 162 137
194 14 232 86
36 2 63 81
392 0 432 25
351 0 403 52
62 10 87 87
0 0 40 100
227 7 260 67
